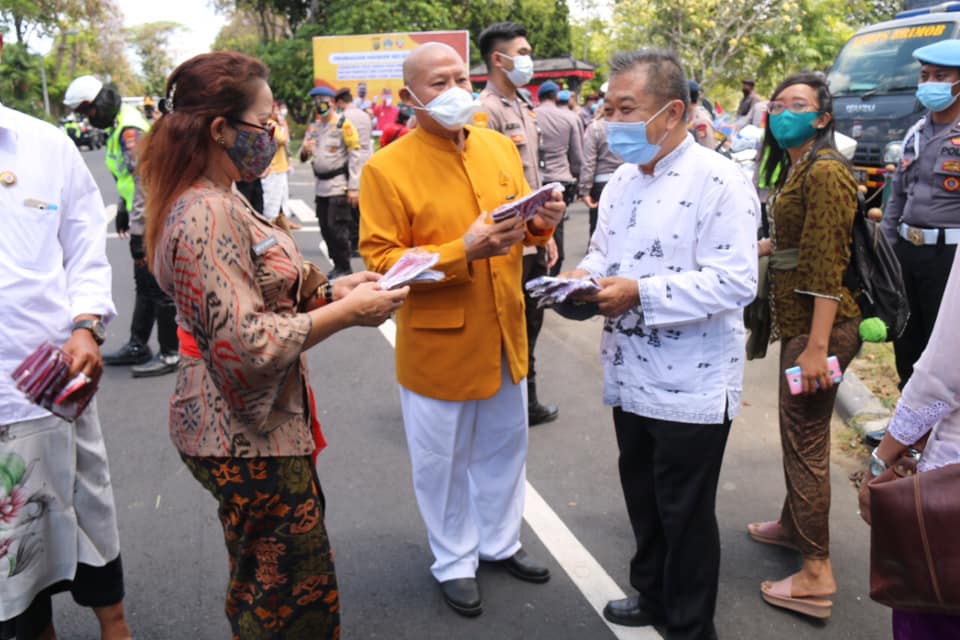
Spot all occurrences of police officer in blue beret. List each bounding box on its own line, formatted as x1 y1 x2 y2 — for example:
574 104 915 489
876 39 960 438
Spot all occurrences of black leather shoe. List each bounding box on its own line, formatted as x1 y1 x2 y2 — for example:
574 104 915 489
603 596 665 627
103 341 152 366
439 578 482 617
493 549 550 583
131 353 180 378
863 427 886 447
529 401 559 426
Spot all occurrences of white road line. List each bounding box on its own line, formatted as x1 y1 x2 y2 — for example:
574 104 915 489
297 196 661 639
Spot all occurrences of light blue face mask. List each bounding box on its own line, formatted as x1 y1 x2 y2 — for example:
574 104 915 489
916 80 960 112
606 101 672 165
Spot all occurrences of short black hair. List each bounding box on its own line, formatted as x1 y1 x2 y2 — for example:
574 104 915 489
608 49 689 118
540 89 557 101
335 87 352 103
478 22 528 66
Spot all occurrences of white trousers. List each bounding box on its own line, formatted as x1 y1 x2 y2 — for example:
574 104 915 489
399 360 528 582
261 171 289 222
0 400 121 620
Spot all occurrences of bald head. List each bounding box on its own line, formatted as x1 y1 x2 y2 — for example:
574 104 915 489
403 42 464 85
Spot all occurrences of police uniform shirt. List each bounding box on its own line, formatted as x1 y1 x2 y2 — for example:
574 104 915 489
301 108 369 198
881 115 960 244
477 84 542 190
534 100 583 184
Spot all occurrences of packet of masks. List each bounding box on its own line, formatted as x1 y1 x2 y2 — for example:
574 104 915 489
379 249 445 290
11 341 96 422
491 182 563 223
524 275 602 308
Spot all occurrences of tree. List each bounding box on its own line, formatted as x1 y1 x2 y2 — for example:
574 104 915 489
127 21 183 97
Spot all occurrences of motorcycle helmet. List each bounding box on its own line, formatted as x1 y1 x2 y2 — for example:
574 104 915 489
64 75 122 129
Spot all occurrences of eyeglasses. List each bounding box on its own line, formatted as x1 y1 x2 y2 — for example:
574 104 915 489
766 100 819 115
229 118 276 138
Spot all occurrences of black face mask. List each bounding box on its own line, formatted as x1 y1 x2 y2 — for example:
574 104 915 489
88 84 122 129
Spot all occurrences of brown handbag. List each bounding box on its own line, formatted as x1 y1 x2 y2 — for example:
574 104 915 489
868 459 960 614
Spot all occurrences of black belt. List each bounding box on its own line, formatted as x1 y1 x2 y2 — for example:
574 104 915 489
313 165 348 180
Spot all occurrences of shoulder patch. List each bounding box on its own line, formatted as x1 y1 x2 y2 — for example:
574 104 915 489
121 128 140 150
341 119 360 151
472 112 489 128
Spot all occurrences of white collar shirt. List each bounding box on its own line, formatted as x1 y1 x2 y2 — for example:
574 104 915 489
579 135 759 424
0 103 115 425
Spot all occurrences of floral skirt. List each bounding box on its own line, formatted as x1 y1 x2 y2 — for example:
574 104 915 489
181 455 340 640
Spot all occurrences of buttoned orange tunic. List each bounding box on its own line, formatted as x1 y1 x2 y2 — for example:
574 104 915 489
359 125 551 401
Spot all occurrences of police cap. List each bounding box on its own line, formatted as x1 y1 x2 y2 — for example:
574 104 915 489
538 81 559 98
558 89 571 102
914 39 960 68
309 86 335 98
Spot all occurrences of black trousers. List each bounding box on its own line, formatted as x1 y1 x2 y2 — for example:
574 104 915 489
893 240 957 388
0 556 125 640
316 195 352 272
522 251 548 387
129 234 178 355
587 181 608 242
613 407 731 640
235 178 264 215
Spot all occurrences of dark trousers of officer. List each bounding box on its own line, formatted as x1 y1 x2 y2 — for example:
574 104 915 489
522 251 548 389
613 407 730 640
587 181 609 242
236 178 264 215
546 182 578 276
130 235 178 355
316 195 353 273
893 240 957 388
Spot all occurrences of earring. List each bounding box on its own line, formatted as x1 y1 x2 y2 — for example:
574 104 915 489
217 136 225 146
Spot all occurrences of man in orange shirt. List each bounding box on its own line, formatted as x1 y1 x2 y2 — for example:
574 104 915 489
360 42 564 617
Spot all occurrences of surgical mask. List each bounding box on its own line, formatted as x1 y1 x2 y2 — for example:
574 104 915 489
407 86 480 131
500 53 534 87
382 96 392 106
605 101 672 165
916 80 960 112
768 110 820 149
226 127 277 183
279 108 287 119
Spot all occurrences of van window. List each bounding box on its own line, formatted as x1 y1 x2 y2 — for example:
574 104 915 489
828 22 956 96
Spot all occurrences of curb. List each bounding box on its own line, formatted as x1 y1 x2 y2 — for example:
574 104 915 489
836 369 890 436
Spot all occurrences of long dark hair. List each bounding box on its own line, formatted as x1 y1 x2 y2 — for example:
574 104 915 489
140 52 269 268
758 71 846 191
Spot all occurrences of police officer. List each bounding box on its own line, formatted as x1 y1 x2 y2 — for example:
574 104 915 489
336 87 373 258
300 86 370 277
871 40 960 445
535 80 583 275
579 100 624 242
476 21 560 427
64 75 180 377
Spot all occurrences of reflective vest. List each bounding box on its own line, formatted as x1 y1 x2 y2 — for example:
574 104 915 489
104 104 150 211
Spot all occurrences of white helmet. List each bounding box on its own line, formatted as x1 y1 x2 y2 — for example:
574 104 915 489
600 81 609 94
64 75 103 109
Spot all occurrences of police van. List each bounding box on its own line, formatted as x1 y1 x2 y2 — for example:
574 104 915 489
827 2 960 190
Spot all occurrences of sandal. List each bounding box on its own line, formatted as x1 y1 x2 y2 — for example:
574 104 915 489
747 520 800 552
761 576 833 619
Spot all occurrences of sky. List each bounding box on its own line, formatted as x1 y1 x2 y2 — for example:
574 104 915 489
116 0 227 66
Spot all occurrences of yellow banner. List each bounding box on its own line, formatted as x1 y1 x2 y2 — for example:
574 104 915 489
311 30 470 102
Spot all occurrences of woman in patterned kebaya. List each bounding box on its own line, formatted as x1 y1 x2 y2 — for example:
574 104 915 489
138 52 408 639
748 72 861 620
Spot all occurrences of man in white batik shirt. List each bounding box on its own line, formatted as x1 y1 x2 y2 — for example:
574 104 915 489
563 50 758 640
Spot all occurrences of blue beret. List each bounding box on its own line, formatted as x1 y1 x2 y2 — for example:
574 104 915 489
914 39 960 67
538 81 559 97
558 89 571 102
309 86 335 98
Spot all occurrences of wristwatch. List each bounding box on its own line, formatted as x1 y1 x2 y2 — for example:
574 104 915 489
73 318 106 346
869 447 889 478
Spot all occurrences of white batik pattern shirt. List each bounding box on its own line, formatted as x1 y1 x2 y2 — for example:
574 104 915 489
579 135 759 424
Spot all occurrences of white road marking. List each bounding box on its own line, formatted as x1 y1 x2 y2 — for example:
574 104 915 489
297 196 661 639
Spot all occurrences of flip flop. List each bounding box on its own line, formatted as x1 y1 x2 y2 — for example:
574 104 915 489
761 576 833 619
747 520 800 552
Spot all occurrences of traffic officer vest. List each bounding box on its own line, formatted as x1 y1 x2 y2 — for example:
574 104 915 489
105 103 150 211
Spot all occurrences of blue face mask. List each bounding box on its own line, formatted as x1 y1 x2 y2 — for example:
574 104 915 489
916 80 960 112
768 110 821 149
606 101 672 165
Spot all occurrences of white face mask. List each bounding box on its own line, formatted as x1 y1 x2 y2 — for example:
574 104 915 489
407 86 480 131
500 53 534 87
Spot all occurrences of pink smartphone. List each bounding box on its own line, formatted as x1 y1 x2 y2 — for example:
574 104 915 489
785 355 842 395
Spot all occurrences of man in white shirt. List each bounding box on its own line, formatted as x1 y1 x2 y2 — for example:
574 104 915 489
564 50 758 640
0 97 131 639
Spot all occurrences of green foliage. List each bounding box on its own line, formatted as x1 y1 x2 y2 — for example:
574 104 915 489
256 35 314 123
0 41 48 117
127 21 183 97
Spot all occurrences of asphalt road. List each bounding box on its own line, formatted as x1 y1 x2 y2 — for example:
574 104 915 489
49 147 890 639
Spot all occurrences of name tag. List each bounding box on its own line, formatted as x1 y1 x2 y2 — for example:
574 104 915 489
253 236 278 256
23 198 58 211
